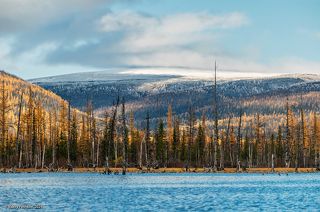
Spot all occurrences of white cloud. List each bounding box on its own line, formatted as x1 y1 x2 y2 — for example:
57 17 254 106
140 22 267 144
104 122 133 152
0 38 105 79
99 11 158 32
1 4 319 79
122 49 320 77
0 37 14 59
0 0 106 33
98 11 320 76
99 11 248 51
18 42 58 64
274 58 320 74
120 67 275 79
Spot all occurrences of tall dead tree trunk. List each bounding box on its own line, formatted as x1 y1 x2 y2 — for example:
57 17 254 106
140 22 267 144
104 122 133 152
139 137 143 168
121 98 128 175
300 95 308 168
52 109 57 170
67 102 71 165
285 98 291 168
145 112 151 169
16 92 23 168
248 122 254 168
236 109 243 172
187 105 195 171
213 61 218 171
41 142 46 169
220 117 230 170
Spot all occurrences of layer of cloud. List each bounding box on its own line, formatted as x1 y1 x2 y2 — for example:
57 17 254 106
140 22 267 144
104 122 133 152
0 0 107 34
99 11 248 51
45 11 249 69
0 1 319 79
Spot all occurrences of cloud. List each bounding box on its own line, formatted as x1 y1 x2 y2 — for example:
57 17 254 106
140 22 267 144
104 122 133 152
99 11 158 32
99 11 247 33
94 11 259 73
39 10 249 70
1 3 319 79
0 37 13 59
120 67 275 79
274 58 320 74
99 11 248 51
0 0 107 34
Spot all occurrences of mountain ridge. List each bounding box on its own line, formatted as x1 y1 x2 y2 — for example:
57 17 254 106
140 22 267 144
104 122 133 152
30 70 320 128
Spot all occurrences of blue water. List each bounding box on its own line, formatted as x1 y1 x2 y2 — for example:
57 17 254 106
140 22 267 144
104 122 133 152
1 173 320 211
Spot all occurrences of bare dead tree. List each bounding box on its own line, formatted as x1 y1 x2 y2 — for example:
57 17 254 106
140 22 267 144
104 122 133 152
236 109 243 172
213 61 218 172
67 101 71 166
16 92 24 168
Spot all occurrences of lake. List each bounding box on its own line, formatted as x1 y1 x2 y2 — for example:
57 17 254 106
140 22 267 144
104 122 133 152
1 173 320 211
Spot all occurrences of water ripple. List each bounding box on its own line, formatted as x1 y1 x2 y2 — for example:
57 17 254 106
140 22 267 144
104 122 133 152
1 173 320 211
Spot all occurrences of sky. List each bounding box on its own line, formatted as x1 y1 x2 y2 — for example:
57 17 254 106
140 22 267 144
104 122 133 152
0 0 319 79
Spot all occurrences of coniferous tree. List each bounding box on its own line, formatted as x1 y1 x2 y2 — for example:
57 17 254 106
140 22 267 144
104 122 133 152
241 130 249 166
172 117 180 166
109 99 119 168
180 129 187 164
195 123 205 167
156 119 166 167
187 106 195 170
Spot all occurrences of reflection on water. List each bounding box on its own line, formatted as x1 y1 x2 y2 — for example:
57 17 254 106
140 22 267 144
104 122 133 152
1 173 320 211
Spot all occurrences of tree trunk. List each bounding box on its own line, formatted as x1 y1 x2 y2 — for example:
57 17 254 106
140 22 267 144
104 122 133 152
139 139 143 168
236 110 242 172
15 92 23 167
67 103 71 165
41 143 46 169
96 140 100 167
271 154 275 173
213 61 218 172
144 138 148 169
18 140 23 168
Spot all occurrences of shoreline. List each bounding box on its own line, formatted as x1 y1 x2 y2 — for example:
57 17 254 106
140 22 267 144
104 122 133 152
1 167 319 174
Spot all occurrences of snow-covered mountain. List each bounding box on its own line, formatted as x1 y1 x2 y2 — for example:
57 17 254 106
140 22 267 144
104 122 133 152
30 67 278 83
31 70 181 83
30 70 320 126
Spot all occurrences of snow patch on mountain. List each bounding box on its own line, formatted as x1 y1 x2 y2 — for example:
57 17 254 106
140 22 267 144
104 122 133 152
30 68 182 83
30 67 283 84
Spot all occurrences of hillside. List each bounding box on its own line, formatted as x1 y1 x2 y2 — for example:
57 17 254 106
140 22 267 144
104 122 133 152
0 70 85 168
31 70 320 128
2 70 320 170
0 70 73 115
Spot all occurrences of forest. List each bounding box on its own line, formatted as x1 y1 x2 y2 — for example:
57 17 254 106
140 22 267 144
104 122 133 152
1 70 320 174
